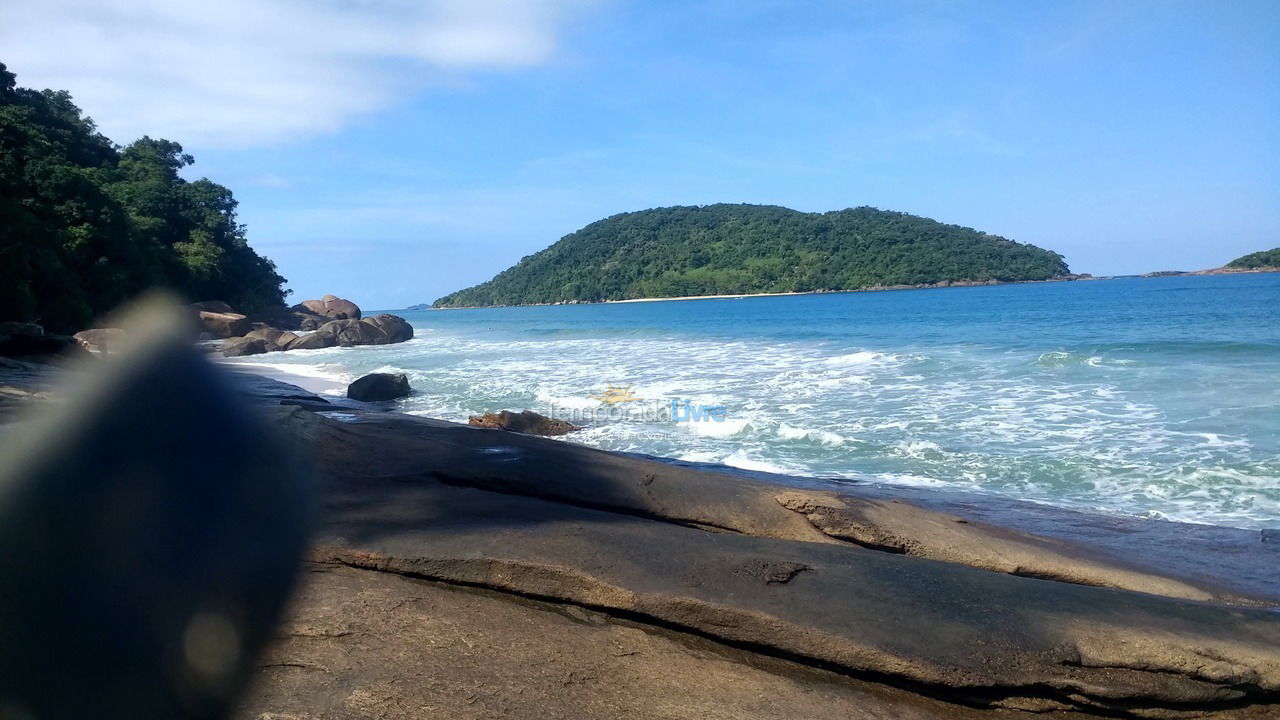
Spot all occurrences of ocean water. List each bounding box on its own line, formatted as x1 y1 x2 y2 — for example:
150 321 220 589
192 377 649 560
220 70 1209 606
229 274 1280 529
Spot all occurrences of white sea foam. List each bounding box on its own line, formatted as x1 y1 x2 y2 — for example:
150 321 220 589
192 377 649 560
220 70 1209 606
778 424 845 445
678 417 750 437
262 298 1280 529
722 451 796 475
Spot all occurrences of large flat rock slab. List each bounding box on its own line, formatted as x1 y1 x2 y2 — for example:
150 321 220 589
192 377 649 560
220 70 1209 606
310 470 1280 717
282 408 1276 606
236 562 1010 720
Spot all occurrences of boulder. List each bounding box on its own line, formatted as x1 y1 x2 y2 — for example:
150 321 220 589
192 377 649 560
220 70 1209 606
358 314 413 344
294 312 326 331
292 314 413 349
0 322 78 357
244 327 296 352
197 311 249 339
222 337 268 357
73 328 126 354
468 410 581 436
245 305 316 332
347 373 411 402
285 332 338 351
292 294 361 321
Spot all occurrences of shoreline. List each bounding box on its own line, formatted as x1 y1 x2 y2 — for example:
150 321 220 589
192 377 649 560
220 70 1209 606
225 358 1279 603
4 350 1279 717
420 274 1098 310
243 373 1280 717
418 267 1280 310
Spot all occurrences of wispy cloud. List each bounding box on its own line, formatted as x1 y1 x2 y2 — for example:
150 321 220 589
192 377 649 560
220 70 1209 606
0 0 592 148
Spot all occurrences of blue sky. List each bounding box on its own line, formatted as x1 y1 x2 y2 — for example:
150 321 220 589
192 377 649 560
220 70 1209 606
4 0 1278 308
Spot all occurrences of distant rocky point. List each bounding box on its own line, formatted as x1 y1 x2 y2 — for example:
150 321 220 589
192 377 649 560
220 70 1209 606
1141 248 1280 279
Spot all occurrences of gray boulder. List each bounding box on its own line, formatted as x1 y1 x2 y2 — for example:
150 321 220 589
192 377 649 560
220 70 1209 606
243 327 297 352
358 314 413 344
222 337 268 357
196 310 249 339
347 373 411 401
294 312 326 331
284 332 338 351
292 294 361 321
289 314 413 350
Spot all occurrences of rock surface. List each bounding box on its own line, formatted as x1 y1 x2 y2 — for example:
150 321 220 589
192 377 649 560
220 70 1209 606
293 294 361 321
286 314 413 350
347 372 411 402
249 406 1280 718
468 409 581 435
243 326 297 352
196 310 250 339
238 561 999 720
221 336 269 357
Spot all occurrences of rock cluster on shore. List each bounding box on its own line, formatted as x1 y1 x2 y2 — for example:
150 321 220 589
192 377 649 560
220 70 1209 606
189 295 415 357
53 295 415 359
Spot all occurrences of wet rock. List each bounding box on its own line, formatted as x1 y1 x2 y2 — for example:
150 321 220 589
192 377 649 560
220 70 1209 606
243 327 296 352
285 331 337 351
222 337 268 357
468 410 581 436
347 373 411 402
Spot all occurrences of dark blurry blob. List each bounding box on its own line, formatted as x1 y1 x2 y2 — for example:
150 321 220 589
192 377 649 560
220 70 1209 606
0 299 314 720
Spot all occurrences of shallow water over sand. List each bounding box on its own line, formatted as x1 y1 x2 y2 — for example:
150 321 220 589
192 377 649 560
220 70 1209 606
228 273 1280 529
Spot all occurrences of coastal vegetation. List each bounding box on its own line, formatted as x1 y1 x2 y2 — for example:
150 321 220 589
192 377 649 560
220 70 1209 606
434 204 1070 307
0 62 286 332
1227 248 1280 269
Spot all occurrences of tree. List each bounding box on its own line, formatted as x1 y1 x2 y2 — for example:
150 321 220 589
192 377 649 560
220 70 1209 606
0 62 287 331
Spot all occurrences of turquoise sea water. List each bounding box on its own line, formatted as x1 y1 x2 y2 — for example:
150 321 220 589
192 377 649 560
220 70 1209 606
231 274 1280 529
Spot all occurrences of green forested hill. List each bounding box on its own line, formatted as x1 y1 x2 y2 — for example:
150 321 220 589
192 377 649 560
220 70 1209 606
1226 248 1280 269
434 204 1070 307
0 62 286 331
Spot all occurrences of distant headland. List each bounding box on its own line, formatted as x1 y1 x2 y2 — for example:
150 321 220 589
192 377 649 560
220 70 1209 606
1140 247 1280 278
430 204 1074 308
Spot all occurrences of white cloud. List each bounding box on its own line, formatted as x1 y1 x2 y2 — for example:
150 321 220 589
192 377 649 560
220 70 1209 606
0 0 590 147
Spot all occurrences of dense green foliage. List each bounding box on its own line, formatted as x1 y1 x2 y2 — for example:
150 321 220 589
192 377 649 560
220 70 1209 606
1226 248 1280 269
0 62 286 331
435 204 1069 307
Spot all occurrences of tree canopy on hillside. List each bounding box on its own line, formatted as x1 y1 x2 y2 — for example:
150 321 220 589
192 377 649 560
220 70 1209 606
434 204 1069 307
0 62 286 331
1226 248 1280 269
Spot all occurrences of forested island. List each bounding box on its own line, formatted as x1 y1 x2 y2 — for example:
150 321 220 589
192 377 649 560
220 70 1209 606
433 204 1071 307
0 63 286 332
1227 248 1280 270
